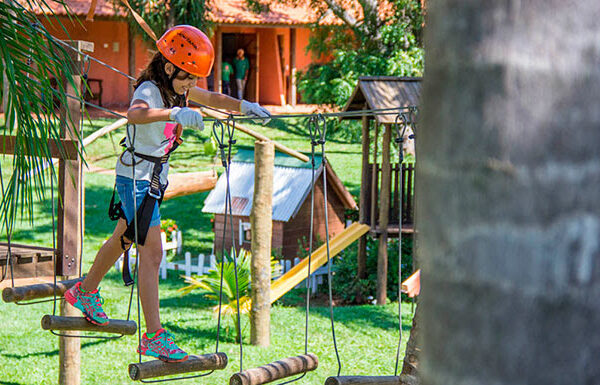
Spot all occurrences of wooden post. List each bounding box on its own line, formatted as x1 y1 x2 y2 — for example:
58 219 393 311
59 296 80 385
250 141 274 346
215 30 222 93
377 124 391 305
370 123 379 231
289 28 296 106
56 40 92 385
357 113 370 280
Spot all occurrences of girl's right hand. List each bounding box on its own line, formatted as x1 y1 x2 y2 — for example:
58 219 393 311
170 107 204 130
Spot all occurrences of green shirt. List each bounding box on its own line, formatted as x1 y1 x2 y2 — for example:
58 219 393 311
233 57 249 80
222 62 233 82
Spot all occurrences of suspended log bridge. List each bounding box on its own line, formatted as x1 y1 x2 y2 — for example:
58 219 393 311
41 315 137 335
325 375 417 385
128 352 228 381
2 277 82 303
229 353 318 385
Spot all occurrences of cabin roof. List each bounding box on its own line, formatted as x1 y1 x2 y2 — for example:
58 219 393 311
343 76 422 124
202 149 356 221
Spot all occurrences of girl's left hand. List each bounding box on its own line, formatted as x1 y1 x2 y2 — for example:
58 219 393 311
241 100 271 125
170 107 204 130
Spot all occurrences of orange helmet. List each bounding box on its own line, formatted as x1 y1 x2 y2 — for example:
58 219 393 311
156 25 214 77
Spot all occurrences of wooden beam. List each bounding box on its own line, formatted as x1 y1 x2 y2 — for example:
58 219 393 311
229 353 318 385
128 353 228 381
2 277 82 303
202 108 309 163
162 170 217 201
250 141 274 347
82 118 128 147
41 315 137 335
0 135 79 160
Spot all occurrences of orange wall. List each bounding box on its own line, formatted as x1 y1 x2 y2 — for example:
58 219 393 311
41 17 154 107
40 18 319 106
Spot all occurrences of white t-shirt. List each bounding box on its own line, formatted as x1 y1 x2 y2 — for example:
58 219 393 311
115 81 180 185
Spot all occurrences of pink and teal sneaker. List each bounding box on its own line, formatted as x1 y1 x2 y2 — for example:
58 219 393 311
64 281 109 326
137 328 189 363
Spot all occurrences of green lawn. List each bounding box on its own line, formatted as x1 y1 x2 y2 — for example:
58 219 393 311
0 116 412 384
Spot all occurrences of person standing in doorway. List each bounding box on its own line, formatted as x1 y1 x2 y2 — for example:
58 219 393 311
222 61 233 96
234 48 249 99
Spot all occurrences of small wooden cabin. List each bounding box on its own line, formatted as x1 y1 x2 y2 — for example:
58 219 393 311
343 76 421 237
202 149 357 259
342 76 421 304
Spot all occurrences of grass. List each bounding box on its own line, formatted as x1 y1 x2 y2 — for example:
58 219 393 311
0 116 412 384
0 269 413 384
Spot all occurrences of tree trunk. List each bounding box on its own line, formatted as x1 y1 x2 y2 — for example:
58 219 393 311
401 302 420 377
420 1 600 384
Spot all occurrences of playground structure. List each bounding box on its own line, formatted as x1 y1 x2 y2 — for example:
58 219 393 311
1 15 418 385
343 77 421 305
203 148 357 259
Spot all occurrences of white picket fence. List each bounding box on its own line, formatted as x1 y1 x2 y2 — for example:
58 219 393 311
114 231 328 293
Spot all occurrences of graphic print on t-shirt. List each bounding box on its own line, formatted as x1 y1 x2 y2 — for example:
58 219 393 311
163 122 183 154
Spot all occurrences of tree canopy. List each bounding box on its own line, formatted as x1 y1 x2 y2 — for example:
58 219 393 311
295 0 425 106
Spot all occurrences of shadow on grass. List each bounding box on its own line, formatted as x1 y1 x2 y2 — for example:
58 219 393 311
309 304 408 332
159 291 213 310
0 381 26 385
164 320 239 346
0 338 111 360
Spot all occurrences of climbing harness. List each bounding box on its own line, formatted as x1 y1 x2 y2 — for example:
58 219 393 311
127 118 231 383
110 122 183 286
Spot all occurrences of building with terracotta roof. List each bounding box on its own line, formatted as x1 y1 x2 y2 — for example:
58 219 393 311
25 0 366 107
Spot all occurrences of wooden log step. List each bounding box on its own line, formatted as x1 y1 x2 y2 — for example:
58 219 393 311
229 353 318 385
325 375 416 385
2 277 83 303
41 315 137 335
128 352 228 381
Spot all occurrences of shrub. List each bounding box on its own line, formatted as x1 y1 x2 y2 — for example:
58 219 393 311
331 236 414 304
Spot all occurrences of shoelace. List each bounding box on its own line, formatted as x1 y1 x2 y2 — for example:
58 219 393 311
83 290 104 308
160 331 177 348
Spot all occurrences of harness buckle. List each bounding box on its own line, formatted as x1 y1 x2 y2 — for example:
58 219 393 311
148 187 162 200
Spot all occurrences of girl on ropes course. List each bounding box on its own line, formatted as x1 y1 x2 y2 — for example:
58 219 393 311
64 25 271 363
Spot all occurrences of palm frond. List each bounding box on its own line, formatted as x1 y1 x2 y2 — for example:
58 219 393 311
1 0 83 233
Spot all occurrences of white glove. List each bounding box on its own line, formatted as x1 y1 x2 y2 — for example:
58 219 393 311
240 100 271 125
170 107 204 130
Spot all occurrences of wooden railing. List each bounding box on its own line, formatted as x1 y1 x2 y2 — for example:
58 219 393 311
364 162 415 232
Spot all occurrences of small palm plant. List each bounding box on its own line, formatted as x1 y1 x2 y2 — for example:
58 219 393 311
179 248 281 342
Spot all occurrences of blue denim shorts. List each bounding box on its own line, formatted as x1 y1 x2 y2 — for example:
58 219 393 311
115 175 161 228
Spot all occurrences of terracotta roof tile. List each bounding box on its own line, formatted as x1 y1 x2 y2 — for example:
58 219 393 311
20 0 126 17
23 0 394 26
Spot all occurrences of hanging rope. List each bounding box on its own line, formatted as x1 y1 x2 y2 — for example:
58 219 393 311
309 114 343 376
49 63 136 339
393 109 417 376
213 116 244 373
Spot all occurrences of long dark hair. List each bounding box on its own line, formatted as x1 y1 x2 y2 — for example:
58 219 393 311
134 52 187 108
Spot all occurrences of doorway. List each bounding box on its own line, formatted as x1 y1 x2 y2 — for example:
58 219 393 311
222 33 258 102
